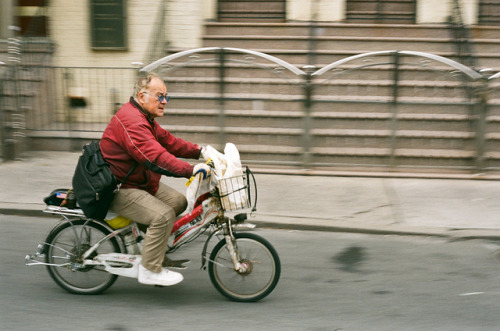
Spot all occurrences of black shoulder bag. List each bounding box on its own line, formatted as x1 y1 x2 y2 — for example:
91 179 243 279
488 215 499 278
72 141 138 220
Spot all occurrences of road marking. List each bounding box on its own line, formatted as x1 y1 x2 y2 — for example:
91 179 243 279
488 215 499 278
460 292 485 296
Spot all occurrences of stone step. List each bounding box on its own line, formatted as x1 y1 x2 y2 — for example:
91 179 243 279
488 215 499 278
163 62 304 79
346 0 416 23
311 100 473 114
202 35 456 53
315 79 469 99
312 112 473 131
226 143 479 166
163 108 499 150
166 96 304 111
468 39 500 54
197 37 500 59
311 147 476 169
162 108 474 132
167 91 474 107
167 125 303 147
487 115 500 132
165 93 477 117
204 23 453 38
1 83 37 97
310 129 475 149
166 47 474 68
242 145 481 169
161 61 475 82
160 109 304 129
166 124 477 149
203 23 500 52
166 46 500 71
486 130 500 144
470 26 500 39
198 23 500 70
164 77 303 94
217 0 286 23
163 76 472 99
24 130 499 170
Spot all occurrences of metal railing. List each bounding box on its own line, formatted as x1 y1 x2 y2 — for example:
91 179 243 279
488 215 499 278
449 0 477 69
144 0 167 65
2 47 499 173
27 66 138 132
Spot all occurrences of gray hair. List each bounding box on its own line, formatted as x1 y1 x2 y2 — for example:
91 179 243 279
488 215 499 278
133 72 162 99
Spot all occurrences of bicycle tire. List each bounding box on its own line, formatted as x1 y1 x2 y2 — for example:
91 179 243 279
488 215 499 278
44 219 121 295
208 232 280 302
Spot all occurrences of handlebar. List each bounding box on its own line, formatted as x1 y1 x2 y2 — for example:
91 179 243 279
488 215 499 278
186 159 257 213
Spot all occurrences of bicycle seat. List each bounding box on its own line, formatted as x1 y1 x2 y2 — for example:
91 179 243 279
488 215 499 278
44 188 72 206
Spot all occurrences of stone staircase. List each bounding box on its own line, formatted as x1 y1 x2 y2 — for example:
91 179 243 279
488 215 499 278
158 22 500 174
201 23 500 68
346 0 416 24
5 23 498 175
479 0 500 26
217 0 286 23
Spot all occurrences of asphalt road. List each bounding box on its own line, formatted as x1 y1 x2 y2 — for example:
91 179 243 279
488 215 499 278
2 215 500 331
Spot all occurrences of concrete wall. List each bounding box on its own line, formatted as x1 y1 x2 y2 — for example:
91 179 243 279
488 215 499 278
287 0 345 22
0 0 16 39
49 0 161 67
288 0 479 24
417 0 479 25
166 0 206 50
20 0 484 67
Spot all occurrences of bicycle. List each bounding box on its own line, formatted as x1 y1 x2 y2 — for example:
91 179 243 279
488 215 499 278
25 164 281 302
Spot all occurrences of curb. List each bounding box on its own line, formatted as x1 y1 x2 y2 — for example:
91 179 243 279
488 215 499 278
3 207 500 241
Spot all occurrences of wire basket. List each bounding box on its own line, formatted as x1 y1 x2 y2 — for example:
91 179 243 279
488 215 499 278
217 167 255 211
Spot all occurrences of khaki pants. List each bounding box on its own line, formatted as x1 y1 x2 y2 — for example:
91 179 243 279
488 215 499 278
110 183 187 273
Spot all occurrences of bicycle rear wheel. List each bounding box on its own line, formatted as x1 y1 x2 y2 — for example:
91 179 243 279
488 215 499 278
44 219 121 295
208 232 280 302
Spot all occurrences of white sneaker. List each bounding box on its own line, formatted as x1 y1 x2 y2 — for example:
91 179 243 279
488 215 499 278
138 264 183 286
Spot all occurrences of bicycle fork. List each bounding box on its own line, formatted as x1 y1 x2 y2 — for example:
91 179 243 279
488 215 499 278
200 217 250 273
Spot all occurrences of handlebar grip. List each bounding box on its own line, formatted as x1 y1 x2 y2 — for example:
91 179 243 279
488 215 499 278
194 168 208 180
186 167 209 186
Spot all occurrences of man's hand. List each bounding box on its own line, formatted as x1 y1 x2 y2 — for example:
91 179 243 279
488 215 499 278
193 163 211 179
200 146 210 161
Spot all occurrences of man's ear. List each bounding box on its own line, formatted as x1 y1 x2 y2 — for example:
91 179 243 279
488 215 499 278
138 91 148 104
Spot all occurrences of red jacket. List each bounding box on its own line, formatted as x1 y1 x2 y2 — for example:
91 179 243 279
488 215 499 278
100 98 201 195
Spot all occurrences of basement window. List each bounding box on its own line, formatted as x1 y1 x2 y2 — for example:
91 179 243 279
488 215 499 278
90 0 127 50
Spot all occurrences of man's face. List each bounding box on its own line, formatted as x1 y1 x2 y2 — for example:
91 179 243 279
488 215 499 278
138 77 168 118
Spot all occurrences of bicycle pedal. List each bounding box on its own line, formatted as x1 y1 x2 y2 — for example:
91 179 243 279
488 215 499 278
163 258 191 270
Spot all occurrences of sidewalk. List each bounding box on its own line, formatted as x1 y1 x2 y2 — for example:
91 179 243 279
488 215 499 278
1 151 500 240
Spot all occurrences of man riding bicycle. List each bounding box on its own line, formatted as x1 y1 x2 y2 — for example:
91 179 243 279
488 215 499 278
100 72 209 287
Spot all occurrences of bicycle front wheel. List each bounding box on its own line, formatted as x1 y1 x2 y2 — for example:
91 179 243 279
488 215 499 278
44 219 121 295
208 232 280 302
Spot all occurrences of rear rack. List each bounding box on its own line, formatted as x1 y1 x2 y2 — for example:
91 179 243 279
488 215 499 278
44 205 86 217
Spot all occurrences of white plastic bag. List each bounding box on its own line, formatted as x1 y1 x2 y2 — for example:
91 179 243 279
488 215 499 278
218 144 247 210
185 174 212 213
185 144 247 212
203 145 227 178
185 145 226 213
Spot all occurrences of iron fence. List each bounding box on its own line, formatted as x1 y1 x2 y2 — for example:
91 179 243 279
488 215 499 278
27 66 137 132
449 0 477 70
2 48 499 173
139 47 496 172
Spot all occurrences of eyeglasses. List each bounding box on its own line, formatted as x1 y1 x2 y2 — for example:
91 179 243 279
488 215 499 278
143 91 170 103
